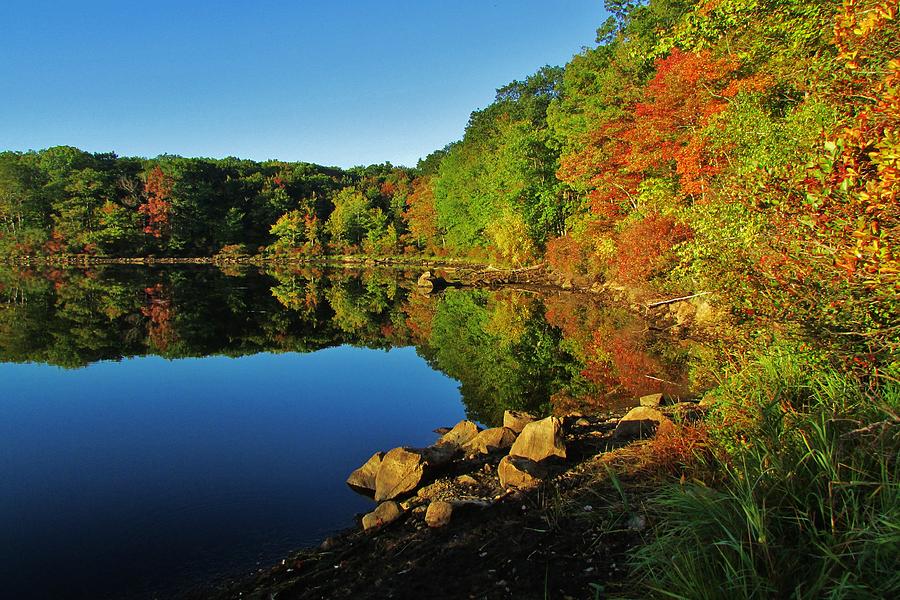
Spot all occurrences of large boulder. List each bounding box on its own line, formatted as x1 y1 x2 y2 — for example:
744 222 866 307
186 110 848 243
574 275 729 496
503 410 536 434
509 416 566 462
463 427 517 455
425 500 454 528
614 407 670 440
374 447 427 502
361 501 403 531
498 455 546 489
346 451 384 492
439 420 480 447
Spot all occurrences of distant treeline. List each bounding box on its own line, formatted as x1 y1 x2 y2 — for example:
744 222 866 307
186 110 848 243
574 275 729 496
1 0 896 359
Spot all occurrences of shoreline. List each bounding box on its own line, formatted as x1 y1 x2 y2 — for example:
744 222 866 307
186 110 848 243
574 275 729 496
188 403 701 600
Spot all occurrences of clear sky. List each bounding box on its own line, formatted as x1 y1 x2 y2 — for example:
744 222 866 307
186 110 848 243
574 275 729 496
1 1 604 168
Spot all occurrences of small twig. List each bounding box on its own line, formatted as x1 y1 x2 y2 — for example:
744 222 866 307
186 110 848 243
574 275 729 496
646 291 711 308
644 374 680 386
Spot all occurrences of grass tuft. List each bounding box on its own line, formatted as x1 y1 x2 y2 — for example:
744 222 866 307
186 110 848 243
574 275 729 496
629 345 900 599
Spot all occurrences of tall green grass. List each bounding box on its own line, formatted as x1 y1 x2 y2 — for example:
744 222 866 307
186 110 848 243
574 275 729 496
631 347 900 599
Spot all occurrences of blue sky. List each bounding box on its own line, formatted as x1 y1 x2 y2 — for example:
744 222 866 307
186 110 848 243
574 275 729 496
1 1 604 168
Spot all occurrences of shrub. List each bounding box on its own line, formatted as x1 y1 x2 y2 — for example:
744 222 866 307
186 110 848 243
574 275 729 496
614 213 693 284
631 346 900 599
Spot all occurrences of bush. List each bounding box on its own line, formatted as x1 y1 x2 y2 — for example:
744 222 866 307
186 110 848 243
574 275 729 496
631 347 900 599
614 214 693 284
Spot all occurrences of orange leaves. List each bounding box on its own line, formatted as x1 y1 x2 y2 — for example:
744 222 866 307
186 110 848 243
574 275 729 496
138 166 173 238
614 213 693 284
404 176 440 250
141 283 175 351
558 47 752 222
625 48 739 193
834 0 898 66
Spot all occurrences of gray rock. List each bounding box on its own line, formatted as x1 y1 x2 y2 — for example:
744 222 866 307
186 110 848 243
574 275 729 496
346 451 384 492
423 443 461 468
361 501 403 531
417 271 434 287
439 420 480 446
639 393 665 407
509 416 566 462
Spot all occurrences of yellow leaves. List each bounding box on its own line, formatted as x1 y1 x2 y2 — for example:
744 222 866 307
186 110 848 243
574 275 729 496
835 0 898 62
485 209 536 267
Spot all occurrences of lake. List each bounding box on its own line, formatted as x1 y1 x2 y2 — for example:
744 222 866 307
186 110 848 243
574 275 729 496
0 265 689 598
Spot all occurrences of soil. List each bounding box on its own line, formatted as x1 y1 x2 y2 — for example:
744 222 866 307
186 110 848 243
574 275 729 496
183 408 700 600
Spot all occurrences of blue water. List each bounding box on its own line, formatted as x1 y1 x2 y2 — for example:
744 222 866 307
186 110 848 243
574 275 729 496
0 346 465 599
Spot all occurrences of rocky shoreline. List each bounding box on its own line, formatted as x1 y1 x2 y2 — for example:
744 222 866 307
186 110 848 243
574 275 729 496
191 396 705 599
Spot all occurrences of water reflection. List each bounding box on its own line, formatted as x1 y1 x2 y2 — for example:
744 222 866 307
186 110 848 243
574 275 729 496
0 265 692 598
0 264 691 421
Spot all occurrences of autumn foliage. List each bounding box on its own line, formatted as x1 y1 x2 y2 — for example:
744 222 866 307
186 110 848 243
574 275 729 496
614 214 693 284
139 166 173 238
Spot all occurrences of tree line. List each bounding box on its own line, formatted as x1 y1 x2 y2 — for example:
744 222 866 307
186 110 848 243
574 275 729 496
2 0 896 361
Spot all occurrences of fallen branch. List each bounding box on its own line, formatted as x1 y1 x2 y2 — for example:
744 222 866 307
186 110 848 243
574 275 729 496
646 291 710 308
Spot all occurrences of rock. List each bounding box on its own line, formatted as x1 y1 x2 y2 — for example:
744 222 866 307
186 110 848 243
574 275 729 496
503 410 536 434
575 418 590 427
613 407 670 440
417 482 441 499
439 420 480 446
423 443 461 468
417 270 433 286
374 447 427 502
509 416 566 462
320 536 336 550
463 427 517 455
433 426 452 435
498 455 546 489
639 393 665 408
457 475 478 486
425 500 453 528
417 271 447 292
361 501 403 531
346 451 384 492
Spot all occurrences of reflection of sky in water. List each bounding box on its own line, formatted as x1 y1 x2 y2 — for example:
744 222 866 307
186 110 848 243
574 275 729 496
0 346 464 599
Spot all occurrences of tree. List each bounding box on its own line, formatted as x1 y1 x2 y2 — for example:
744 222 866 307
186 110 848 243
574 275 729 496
139 166 173 239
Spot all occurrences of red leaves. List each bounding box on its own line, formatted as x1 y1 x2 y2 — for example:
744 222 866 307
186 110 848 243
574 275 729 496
614 213 693 284
558 48 749 224
138 166 173 238
624 49 738 194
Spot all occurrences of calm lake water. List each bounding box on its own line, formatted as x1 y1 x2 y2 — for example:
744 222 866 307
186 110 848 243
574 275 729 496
0 265 688 599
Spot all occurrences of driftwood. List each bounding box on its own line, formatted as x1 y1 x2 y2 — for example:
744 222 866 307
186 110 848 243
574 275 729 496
646 291 710 308
461 263 548 286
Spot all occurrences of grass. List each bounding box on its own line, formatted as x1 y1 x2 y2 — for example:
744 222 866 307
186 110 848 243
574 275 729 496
628 345 900 599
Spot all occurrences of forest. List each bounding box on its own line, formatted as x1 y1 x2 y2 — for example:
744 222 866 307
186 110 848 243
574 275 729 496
2 0 896 363
1 0 898 596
